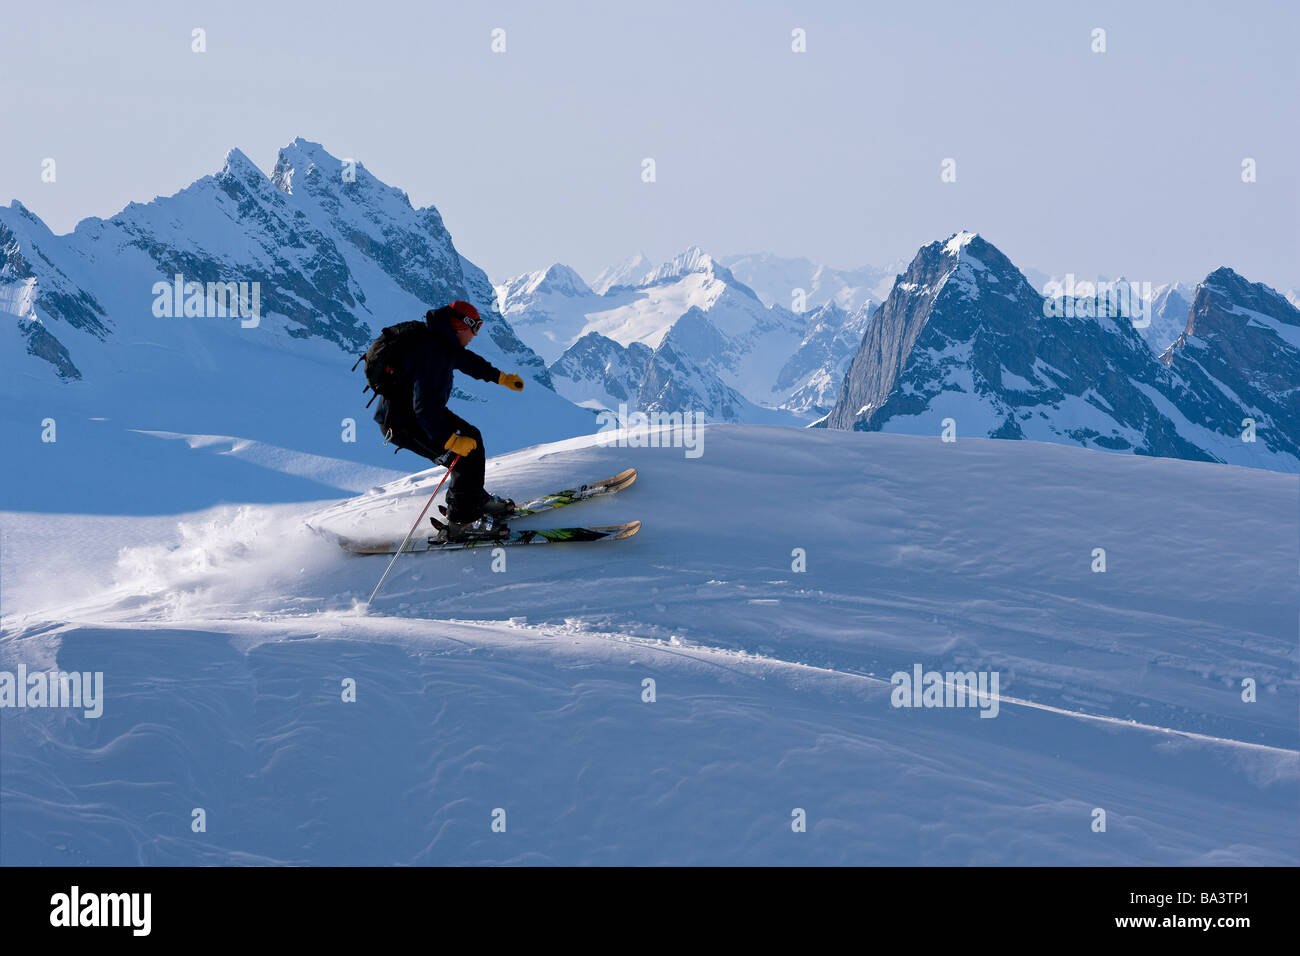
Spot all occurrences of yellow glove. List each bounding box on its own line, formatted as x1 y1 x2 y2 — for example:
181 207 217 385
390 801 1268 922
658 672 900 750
444 432 478 456
498 372 524 392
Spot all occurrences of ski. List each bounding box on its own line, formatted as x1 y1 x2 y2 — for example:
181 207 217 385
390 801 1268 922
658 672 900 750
432 466 636 524
505 467 637 518
338 520 641 554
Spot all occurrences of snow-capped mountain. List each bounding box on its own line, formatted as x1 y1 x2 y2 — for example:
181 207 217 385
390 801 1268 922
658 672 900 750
0 203 111 380
492 262 598 363
546 313 793 425
1144 281 1194 353
0 138 594 512
823 231 1300 473
718 252 897 313
499 245 811 422
546 331 653 410
1158 267 1300 465
591 248 807 407
635 309 757 422
590 252 655 294
774 299 876 416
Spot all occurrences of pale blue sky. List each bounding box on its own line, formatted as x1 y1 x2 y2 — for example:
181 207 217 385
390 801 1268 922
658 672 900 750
3 0 1297 289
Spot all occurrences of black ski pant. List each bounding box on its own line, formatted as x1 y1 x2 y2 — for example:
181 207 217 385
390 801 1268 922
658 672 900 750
380 405 487 522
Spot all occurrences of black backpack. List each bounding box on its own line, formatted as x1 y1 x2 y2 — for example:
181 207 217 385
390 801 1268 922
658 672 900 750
353 319 430 407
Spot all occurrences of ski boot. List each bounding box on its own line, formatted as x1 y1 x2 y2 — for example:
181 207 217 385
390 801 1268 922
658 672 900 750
431 494 516 542
481 492 517 519
439 511 510 543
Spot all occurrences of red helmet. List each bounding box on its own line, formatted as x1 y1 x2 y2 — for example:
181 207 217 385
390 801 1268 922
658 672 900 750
448 300 482 334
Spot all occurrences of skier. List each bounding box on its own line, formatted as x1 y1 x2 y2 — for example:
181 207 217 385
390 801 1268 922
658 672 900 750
372 300 525 539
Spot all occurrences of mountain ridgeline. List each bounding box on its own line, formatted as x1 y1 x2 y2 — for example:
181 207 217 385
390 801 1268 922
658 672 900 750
820 232 1299 472
0 138 593 474
501 233 1297 472
496 248 874 424
2 139 550 384
4 139 1296 477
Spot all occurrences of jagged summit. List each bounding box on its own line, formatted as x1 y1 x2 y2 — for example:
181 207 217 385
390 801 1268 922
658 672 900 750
1196 266 1296 313
0 136 591 458
221 147 262 176
269 137 421 214
942 230 980 255
642 246 732 285
1165 265 1300 344
271 137 346 192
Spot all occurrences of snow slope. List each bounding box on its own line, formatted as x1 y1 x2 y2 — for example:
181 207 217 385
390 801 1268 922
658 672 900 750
1 426 1296 865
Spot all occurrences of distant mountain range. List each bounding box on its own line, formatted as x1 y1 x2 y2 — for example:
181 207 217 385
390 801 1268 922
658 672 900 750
494 249 882 423
5 138 1295 504
715 253 898 314
496 234 1298 472
495 249 832 423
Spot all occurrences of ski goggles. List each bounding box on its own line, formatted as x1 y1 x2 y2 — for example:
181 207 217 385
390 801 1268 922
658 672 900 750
449 300 483 334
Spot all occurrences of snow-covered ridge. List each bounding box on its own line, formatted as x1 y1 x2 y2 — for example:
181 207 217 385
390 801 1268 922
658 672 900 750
638 245 742 289
496 263 591 302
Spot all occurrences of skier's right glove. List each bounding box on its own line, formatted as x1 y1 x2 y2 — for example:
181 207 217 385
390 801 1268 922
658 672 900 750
498 372 524 392
444 433 478 456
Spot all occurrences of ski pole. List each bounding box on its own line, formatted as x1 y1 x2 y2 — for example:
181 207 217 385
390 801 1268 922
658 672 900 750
365 453 460 607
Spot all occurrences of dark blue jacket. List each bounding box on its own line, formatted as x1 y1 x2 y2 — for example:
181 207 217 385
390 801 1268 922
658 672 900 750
373 309 502 445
